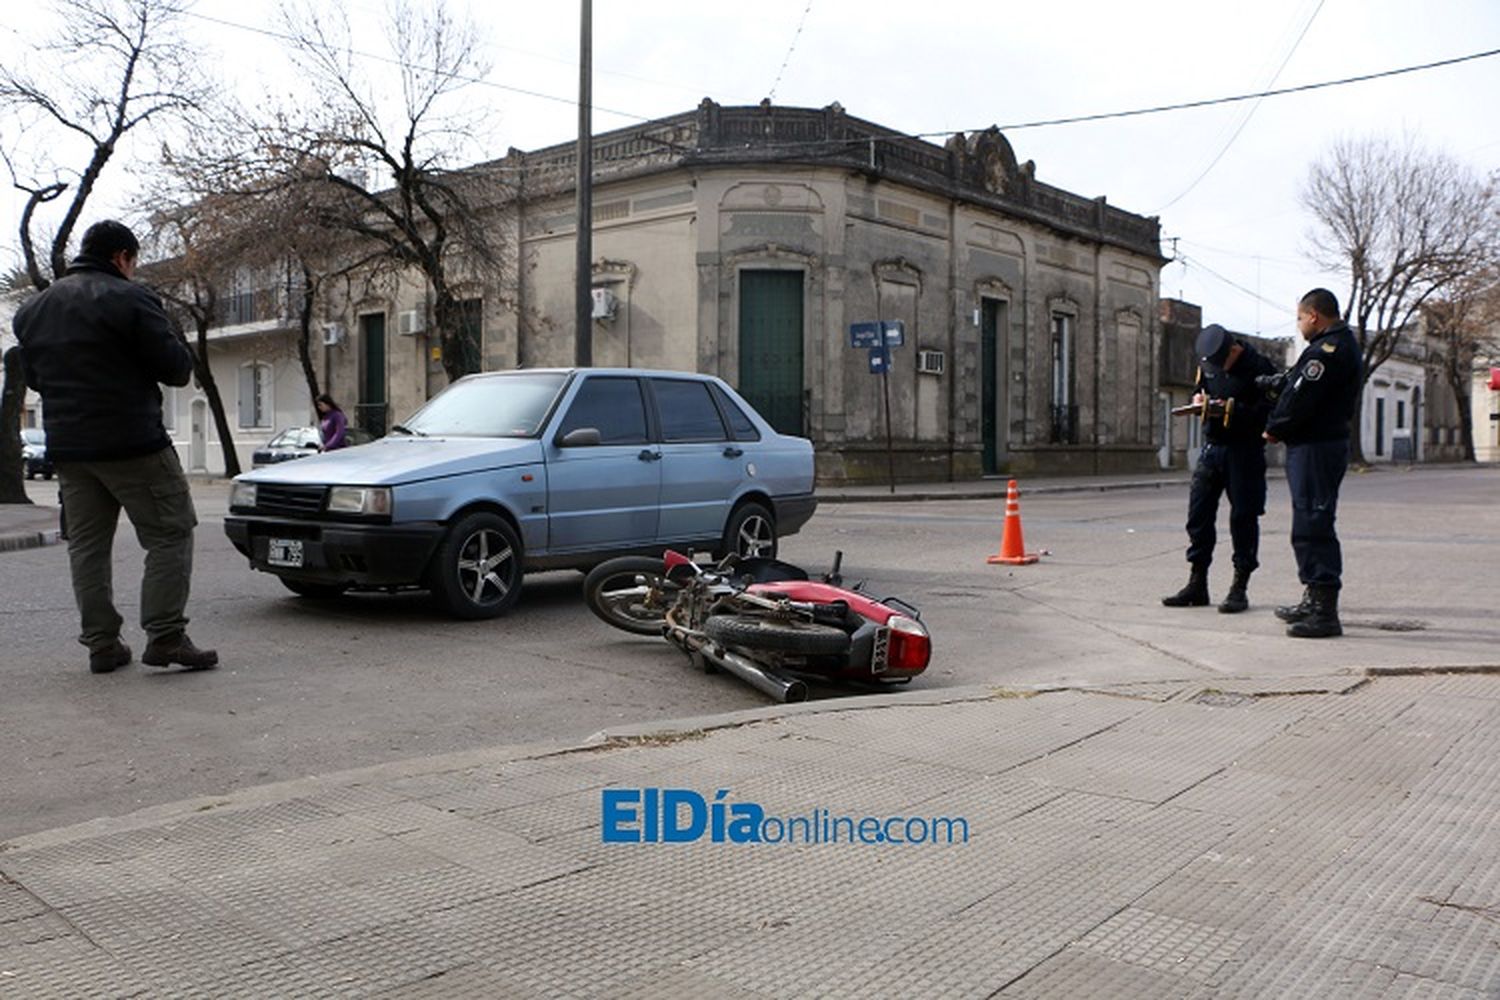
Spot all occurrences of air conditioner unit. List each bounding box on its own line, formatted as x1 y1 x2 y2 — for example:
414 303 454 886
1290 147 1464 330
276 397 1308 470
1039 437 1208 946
321 322 346 347
916 349 945 375
591 287 618 321
398 309 426 336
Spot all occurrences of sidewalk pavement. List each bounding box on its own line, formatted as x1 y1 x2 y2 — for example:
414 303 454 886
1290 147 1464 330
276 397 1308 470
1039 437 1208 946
3 665 1499 998
0 502 61 553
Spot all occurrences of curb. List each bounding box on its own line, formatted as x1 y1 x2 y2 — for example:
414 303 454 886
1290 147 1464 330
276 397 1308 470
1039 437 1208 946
818 472 1290 504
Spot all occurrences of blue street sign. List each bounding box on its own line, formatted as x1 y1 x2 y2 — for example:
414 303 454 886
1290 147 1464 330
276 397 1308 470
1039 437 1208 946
868 344 891 374
883 320 905 347
849 322 882 349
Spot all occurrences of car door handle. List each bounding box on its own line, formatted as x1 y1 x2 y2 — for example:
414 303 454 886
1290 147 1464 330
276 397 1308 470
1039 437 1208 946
638 449 662 462
723 446 743 458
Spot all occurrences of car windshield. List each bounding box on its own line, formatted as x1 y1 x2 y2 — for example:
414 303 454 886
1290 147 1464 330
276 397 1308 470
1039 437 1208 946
399 373 568 437
21 428 44 445
268 428 306 448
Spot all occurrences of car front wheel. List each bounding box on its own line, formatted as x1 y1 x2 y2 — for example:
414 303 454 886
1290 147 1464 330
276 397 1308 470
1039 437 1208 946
718 501 777 560
429 511 524 619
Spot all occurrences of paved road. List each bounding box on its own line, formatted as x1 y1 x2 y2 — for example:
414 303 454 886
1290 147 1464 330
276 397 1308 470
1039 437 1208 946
3 466 1497 840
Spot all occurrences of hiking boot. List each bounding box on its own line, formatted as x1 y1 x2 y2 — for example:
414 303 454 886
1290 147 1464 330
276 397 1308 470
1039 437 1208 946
89 640 132 674
1218 569 1251 614
1161 566 1210 607
142 633 219 669
1287 585 1342 639
1275 587 1313 623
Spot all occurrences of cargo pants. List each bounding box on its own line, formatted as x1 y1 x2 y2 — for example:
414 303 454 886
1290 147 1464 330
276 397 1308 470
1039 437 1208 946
55 447 198 653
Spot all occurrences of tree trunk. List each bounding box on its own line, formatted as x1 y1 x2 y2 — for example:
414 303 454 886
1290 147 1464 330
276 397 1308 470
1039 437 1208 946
1449 369 1477 462
1348 378 1368 466
435 286 479 383
0 349 33 504
178 317 241 478
295 266 322 408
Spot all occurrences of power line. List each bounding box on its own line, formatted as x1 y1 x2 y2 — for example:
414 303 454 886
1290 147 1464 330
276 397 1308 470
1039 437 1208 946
1153 0 1326 212
1179 252 1290 313
173 10 1500 161
179 9 656 124
767 1 816 102
939 45 1500 135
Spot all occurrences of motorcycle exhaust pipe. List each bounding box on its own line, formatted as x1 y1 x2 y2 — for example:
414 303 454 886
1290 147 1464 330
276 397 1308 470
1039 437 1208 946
698 641 808 703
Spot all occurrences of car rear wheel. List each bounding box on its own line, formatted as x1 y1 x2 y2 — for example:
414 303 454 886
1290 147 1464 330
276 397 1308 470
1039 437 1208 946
718 501 777 560
279 578 349 599
429 511 524 619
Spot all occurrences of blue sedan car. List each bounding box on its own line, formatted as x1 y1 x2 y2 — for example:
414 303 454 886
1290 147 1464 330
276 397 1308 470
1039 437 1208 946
225 369 817 618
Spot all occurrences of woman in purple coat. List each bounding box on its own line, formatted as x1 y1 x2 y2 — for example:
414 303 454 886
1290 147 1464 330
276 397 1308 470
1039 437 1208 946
316 394 348 451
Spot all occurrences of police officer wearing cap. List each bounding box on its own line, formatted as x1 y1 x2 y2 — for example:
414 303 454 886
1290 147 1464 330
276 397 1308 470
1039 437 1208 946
1263 288 1362 638
1162 324 1278 613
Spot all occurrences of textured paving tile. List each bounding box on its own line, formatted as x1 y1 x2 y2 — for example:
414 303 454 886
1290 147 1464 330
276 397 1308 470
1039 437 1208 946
0 933 151 999
998 944 1202 998
1073 906 1246 983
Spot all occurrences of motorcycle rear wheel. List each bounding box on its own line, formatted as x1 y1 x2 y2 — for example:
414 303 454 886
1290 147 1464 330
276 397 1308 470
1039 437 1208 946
583 557 682 636
703 614 850 655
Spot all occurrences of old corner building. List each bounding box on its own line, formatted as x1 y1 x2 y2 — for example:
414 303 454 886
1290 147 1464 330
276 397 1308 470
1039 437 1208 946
322 100 1167 484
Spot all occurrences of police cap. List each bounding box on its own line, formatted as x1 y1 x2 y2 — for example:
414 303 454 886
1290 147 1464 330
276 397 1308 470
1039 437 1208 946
1196 324 1233 368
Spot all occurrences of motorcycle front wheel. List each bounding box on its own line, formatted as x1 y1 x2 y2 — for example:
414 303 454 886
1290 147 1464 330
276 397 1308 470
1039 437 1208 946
583 557 682 636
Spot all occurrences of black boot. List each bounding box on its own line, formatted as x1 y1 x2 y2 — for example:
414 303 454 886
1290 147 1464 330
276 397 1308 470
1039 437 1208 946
1287 585 1342 638
1218 569 1251 614
1275 587 1313 623
1162 566 1210 607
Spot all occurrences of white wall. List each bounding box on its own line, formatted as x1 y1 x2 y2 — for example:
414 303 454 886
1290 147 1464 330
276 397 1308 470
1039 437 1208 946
1361 356 1424 463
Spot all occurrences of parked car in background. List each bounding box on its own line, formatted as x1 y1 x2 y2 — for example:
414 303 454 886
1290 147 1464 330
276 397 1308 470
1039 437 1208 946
251 425 375 467
225 368 818 619
21 428 53 480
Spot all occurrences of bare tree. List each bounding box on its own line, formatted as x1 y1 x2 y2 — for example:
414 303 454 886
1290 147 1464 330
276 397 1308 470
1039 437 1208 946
1302 136 1499 463
267 0 510 390
1425 270 1500 462
0 0 210 501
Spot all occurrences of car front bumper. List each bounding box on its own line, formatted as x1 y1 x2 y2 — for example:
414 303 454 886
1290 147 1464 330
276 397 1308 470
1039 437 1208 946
224 516 444 587
772 492 818 536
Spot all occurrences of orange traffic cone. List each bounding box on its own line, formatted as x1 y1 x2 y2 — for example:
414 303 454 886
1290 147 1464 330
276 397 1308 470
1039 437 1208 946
987 480 1042 565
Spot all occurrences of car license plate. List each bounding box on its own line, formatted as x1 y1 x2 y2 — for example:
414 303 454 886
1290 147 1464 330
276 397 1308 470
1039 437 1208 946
267 539 304 568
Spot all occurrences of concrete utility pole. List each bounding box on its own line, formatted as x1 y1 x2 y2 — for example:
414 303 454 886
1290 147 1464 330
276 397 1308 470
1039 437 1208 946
574 0 593 367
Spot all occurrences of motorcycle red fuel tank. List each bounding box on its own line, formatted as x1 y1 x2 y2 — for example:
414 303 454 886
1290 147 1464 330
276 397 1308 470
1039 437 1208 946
748 581 931 674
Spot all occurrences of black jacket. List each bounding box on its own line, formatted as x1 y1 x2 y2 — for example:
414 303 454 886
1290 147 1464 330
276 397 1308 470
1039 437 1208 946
1196 339 1278 445
1264 321 1362 445
14 255 194 462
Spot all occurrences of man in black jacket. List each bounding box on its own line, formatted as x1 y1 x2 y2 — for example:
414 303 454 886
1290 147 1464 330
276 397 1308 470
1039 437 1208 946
1162 324 1278 613
1263 288 1362 639
14 220 218 672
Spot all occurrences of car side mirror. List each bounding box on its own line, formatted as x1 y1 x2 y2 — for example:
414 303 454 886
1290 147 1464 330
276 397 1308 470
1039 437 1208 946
558 427 602 447
302 441 321 449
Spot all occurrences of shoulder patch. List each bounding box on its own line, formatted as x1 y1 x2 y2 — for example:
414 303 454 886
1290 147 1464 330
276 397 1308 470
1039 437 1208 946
1304 359 1325 381
1321 341 1337 353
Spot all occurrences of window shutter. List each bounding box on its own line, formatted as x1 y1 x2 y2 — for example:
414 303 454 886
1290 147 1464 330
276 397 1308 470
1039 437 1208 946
238 367 253 427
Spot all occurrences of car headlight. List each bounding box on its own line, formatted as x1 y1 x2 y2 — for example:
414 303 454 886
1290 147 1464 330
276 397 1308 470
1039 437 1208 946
327 486 392 516
230 482 257 509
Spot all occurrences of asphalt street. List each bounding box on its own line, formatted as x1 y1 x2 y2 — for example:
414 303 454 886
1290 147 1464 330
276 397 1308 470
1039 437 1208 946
3 466 1497 841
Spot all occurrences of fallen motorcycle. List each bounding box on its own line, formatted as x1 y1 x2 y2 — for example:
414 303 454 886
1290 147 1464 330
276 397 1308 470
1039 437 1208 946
582 550 931 703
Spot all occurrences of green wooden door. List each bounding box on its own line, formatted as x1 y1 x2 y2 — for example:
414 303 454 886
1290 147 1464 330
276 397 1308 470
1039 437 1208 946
738 270 804 436
360 312 387 436
981 299 1006 474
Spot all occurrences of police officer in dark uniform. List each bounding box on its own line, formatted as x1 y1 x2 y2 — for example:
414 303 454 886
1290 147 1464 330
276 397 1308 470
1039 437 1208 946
1263 288 1362 638
1163 324 1278 613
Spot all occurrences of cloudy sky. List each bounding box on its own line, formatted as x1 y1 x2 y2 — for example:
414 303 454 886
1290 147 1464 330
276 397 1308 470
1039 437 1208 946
4 0 1498 340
